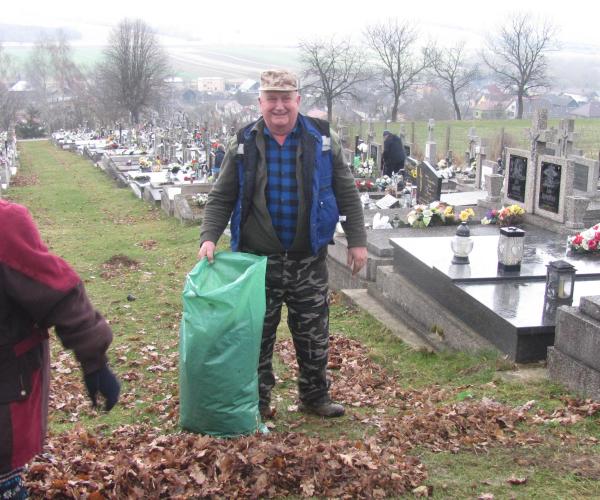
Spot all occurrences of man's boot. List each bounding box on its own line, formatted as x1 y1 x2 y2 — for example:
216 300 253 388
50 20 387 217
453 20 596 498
298 398 345 418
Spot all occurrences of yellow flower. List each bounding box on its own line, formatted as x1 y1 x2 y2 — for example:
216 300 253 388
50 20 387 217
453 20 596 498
459 208 475 222
444 206 455 217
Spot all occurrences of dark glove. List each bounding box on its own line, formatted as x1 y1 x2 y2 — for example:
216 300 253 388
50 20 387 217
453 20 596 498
84 364 120 411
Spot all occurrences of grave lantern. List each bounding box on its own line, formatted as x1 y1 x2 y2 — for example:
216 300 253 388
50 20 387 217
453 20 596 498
544 260 576 303
497 226 525 272
451 222 474 264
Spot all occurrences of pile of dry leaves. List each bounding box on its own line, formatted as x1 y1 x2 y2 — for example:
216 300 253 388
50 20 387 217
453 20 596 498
25 334 599 498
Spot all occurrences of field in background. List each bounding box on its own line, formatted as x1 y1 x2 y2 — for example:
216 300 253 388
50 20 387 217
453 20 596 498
4 44 300 79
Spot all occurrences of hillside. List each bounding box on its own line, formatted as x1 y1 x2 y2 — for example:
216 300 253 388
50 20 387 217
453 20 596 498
4 43 301 79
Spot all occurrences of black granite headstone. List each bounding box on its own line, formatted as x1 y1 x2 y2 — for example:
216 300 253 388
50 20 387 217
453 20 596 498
538 161 562 213
507 154 528 203
416 161 442 205
370 144 378 165
573 162 589 192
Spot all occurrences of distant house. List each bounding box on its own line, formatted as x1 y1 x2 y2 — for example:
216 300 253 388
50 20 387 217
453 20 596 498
473 96 508 119
562 92 589 105
505 94 578 119
306 108 328 120
197 77 225 93
164 77 185 89
570 101 600 118
9 80 33 92
238 79 259 94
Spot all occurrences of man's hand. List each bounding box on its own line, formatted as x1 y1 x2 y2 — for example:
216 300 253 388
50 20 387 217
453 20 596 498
197 241 216 263
347 246 367 276
84 364 120 411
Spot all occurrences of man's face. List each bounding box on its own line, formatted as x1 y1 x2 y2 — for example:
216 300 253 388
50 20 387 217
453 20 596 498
259 91 301 136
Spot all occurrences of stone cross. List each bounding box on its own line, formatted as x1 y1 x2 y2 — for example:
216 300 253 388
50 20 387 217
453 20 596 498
525 109 552 178
427 119 435 142
466 127 479 163
475 138 487 190
556 119 578 158
425 118 437 164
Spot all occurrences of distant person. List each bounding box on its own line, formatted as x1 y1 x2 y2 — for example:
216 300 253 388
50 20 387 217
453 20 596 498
0 200 120 499
212 144 226 178
382 130 406 177
198 69 367 419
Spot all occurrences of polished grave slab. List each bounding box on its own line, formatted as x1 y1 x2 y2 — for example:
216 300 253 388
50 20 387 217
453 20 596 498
389 224 600 362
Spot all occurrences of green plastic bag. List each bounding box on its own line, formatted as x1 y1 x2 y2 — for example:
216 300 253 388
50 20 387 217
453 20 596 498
179 251 267 437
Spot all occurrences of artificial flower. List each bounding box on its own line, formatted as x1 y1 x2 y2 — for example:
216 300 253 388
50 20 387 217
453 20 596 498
569 224 600 253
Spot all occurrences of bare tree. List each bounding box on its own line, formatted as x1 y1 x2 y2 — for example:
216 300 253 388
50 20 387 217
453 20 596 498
0 43 12 83
364 20 431 122
23 33 86 130
0 90 19 133
25 38 53 98
98 19 170 125
482 12 558 119
299 38 369 122
0 44 18 133
430 42 479 120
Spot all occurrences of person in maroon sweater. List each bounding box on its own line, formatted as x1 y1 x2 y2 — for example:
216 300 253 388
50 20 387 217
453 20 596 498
0 200 120 499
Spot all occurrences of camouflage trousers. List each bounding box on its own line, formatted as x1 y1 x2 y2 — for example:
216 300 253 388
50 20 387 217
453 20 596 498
257 248 330 407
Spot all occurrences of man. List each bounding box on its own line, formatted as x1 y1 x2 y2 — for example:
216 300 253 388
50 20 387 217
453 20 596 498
382 130 406 177
0 200 120 498
198 69 367 418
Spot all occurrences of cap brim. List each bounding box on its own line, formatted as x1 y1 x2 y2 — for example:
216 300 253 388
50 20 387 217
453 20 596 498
259 86 298 91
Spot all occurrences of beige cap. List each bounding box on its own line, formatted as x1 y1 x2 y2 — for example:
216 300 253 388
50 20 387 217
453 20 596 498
259 69 298 91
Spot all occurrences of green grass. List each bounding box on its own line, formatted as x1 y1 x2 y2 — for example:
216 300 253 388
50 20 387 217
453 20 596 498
7 140 600 498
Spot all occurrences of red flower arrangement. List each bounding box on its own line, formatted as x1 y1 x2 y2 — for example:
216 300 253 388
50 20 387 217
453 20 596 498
569 223 600 253
355 179 375 192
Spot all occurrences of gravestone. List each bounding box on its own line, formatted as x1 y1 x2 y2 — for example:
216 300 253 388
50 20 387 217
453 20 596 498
482 174 504 206
534 155 572 223
565 196 591 229
416 161 442 205
503 148 534 211
569 156 599 199
370 143 383 173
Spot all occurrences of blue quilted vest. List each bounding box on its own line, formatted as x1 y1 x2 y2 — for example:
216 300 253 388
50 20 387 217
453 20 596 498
230 114 339 255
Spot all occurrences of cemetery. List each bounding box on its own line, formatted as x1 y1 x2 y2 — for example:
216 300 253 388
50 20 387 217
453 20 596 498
4 3 600 495
2 112 600 497
40 109 600 392
328 111 600 391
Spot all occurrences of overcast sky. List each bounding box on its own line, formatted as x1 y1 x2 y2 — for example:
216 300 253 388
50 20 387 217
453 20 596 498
3 0 599 52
